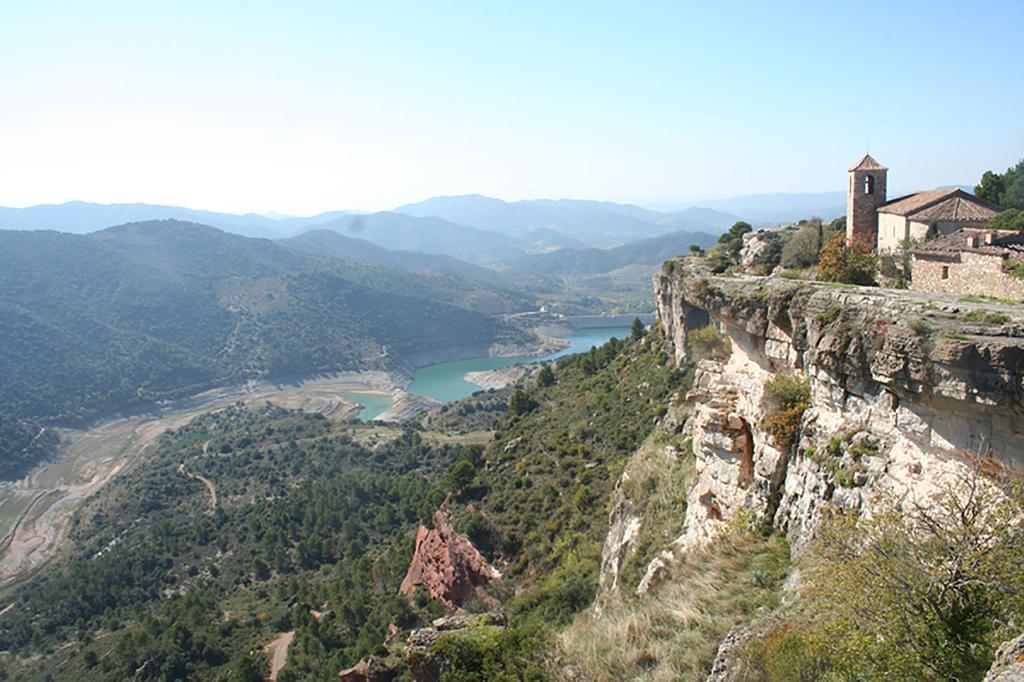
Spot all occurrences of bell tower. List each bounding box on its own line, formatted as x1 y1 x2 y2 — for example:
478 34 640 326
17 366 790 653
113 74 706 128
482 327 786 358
846 154 888 250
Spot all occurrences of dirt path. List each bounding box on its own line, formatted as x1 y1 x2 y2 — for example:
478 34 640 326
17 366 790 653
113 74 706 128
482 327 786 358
263 630 294 681
0 372 400 588
176 463 217 510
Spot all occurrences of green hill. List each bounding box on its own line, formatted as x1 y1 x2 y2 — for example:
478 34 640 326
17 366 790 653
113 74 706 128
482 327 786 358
0 221 529 473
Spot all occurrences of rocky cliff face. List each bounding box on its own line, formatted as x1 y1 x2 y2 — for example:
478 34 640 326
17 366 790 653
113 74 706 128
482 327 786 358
399 507 502 610
603 260 1024 596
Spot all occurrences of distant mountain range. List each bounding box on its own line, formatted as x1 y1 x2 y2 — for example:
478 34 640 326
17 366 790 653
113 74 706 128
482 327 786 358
0 190 897 267
0 198 744 259
394 195 741 247
505 229 720 276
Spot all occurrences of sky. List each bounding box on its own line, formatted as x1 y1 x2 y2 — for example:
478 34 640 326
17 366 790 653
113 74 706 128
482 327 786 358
1 1 1022 215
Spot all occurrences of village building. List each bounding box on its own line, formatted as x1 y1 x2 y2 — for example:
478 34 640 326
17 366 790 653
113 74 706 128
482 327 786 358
846 154 1003 252
909 228 1024 300
844 153 1022 299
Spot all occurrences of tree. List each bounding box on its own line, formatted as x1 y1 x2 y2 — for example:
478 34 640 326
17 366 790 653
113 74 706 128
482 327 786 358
688 244 702 253
781 220 825 269
989 208 1024 231
718 221 754 260
536 365 556 388
799 468 1024 680
508 389 537 416
817 233 876 286
630 317 645 340
976 159 1024 209
445 458 476 492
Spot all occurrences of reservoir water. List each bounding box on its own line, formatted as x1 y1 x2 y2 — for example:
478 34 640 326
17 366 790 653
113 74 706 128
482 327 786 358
343 326 631 420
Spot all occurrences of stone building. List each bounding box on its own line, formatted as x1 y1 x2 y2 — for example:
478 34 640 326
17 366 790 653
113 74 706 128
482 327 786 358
910 228 1024 300
845 153 1002 252
846 154 889 249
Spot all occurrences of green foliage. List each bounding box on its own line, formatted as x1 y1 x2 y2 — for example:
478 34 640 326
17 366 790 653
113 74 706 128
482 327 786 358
631 317 646 340
0 223 523 476
1003 258 1024 280
975 159 1024 209
780 221 822 269
687 324 731 362
762 372 810 451
748 230 787 275
473 333 683 590
989 208 1024 230
718 221 753 260
814 305 843 326
0 416 59 480
535 365 556 388
429 624 549 682
703 244 732 274
962 310 1011 324
878 238 916 289
816 232 877 286
508 389 538 416
0 405 467 679
746 471 1024 681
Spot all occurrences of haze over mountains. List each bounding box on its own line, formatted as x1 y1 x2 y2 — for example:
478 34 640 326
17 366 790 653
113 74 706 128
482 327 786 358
0 192 844 256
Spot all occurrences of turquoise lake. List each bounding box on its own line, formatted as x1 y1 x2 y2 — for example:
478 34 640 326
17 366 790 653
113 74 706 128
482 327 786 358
343 326 631 421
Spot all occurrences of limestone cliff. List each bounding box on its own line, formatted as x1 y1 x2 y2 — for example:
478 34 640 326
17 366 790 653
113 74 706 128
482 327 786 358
603 259 1024 596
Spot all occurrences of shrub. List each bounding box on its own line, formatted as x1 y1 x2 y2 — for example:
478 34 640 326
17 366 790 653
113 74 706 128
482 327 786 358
801 470 1024 680
687 325 730 362
962 310 1011 324
762 372 810 451
817 233 877 286
815 306 842 326
989 208 1024 230
1003 258 1024 280
780 221 825 269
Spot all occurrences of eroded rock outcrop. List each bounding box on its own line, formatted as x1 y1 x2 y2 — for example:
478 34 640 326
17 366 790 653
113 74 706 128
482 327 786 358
641 260 1024 574
985 632 1024 682
399 507 501 610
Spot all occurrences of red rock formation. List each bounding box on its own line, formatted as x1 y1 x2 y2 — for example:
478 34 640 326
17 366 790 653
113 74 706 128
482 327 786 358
399 508 501 610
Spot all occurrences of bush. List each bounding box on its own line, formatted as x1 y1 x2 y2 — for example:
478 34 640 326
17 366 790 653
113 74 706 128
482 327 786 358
687 325 730 362
989 208 1024 230
773 469 1024 681
780 221 824 269
816 233 876 286
762 372 810 451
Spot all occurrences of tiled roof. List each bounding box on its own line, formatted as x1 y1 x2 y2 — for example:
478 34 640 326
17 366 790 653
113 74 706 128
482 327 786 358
848 154 887 172
879 188 960 216
911 228 1024 258
911 194 1002 222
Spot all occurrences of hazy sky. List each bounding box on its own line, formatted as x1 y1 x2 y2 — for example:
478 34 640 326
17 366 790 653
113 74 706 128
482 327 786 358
2 1 1022 214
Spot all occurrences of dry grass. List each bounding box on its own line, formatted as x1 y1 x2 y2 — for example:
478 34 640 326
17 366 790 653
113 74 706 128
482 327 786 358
557 533 790 681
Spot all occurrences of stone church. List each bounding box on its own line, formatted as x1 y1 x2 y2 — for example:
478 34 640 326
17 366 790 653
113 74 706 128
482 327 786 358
845 154 1024 300
845 153 1002 252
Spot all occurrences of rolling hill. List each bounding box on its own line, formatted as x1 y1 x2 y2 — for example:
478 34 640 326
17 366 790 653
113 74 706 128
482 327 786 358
0 221 529 445
310 211 527 265
395 195 740 247
505 229 720 276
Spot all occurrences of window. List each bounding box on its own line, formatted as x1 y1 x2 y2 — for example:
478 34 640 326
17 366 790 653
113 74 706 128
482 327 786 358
941 266 950 280
864 174 875 195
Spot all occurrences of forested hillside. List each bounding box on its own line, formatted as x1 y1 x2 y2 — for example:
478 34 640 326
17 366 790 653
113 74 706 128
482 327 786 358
0 221 530 475
0 330 679 680
0 406 467 680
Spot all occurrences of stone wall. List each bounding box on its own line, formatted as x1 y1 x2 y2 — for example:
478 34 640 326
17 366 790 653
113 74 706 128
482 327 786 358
912 252 1024 301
